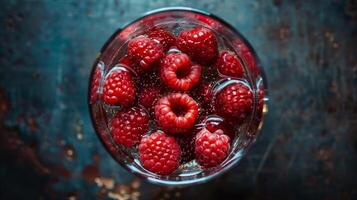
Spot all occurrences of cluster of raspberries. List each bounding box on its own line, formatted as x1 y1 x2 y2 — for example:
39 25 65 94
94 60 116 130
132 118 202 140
91 26 262 175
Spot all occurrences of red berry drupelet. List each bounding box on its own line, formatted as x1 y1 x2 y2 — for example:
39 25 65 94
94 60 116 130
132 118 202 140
139 132 181 175
194 15 219 28
117 55 143 75
103 69 136 107
110 107 149 147
233 39 261 80
216 50 244 78
128 36 164 71
215 82 253 123
155 93 199 134
160 53 202 91
148 28 176 51
177 27 218 65
118 55 132 67
195 128 230 168
204 117 235 140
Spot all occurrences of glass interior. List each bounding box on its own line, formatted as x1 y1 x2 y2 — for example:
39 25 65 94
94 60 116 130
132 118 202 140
88 7 268 186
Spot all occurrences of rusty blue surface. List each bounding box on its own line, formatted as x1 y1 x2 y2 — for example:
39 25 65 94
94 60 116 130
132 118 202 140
0 0 356 199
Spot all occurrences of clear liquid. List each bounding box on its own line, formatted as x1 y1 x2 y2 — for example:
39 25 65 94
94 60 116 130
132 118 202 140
89 19 265 179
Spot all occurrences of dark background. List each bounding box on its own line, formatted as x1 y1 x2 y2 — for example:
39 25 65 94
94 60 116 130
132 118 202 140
0 0 356 199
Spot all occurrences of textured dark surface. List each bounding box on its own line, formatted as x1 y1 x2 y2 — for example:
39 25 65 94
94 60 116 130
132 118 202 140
0 0 357 199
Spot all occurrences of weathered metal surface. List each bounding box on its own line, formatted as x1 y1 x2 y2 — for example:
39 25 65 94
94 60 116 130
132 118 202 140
0 0 356 199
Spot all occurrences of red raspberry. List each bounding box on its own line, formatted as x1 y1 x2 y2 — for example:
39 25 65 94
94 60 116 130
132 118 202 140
176 133 196 163
139 132 181 175
195 128 230 168
233 39 261 79
204 116 235 140
147 28 176 51
215 82 253 123
155 93 199 134
216 50 244 78
128 36 164 71
89 64 103 103
177 27 218 65
160 53 202 91
110 107 149 147
138 86 160 110
194 14 218 28
103 69 136 107
118 55 131 67
118 55 142 75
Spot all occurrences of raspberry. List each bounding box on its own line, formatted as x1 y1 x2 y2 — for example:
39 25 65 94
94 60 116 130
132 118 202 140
89 64 103 103
139 132 181 175
128 36 164 71
194 14 218 28
140 17 156 30
118 55 131 67
138 86 160 110
155 93 199 134
177 27 218 65
215 82 253 123
118 55 142 75
233 39 260 79
147 28 176 51
103 69 136 107
160 53 201 91
216 50 244 78
204 116 235 140
195 128 230 168
110 107 149 147
176 133 196 163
